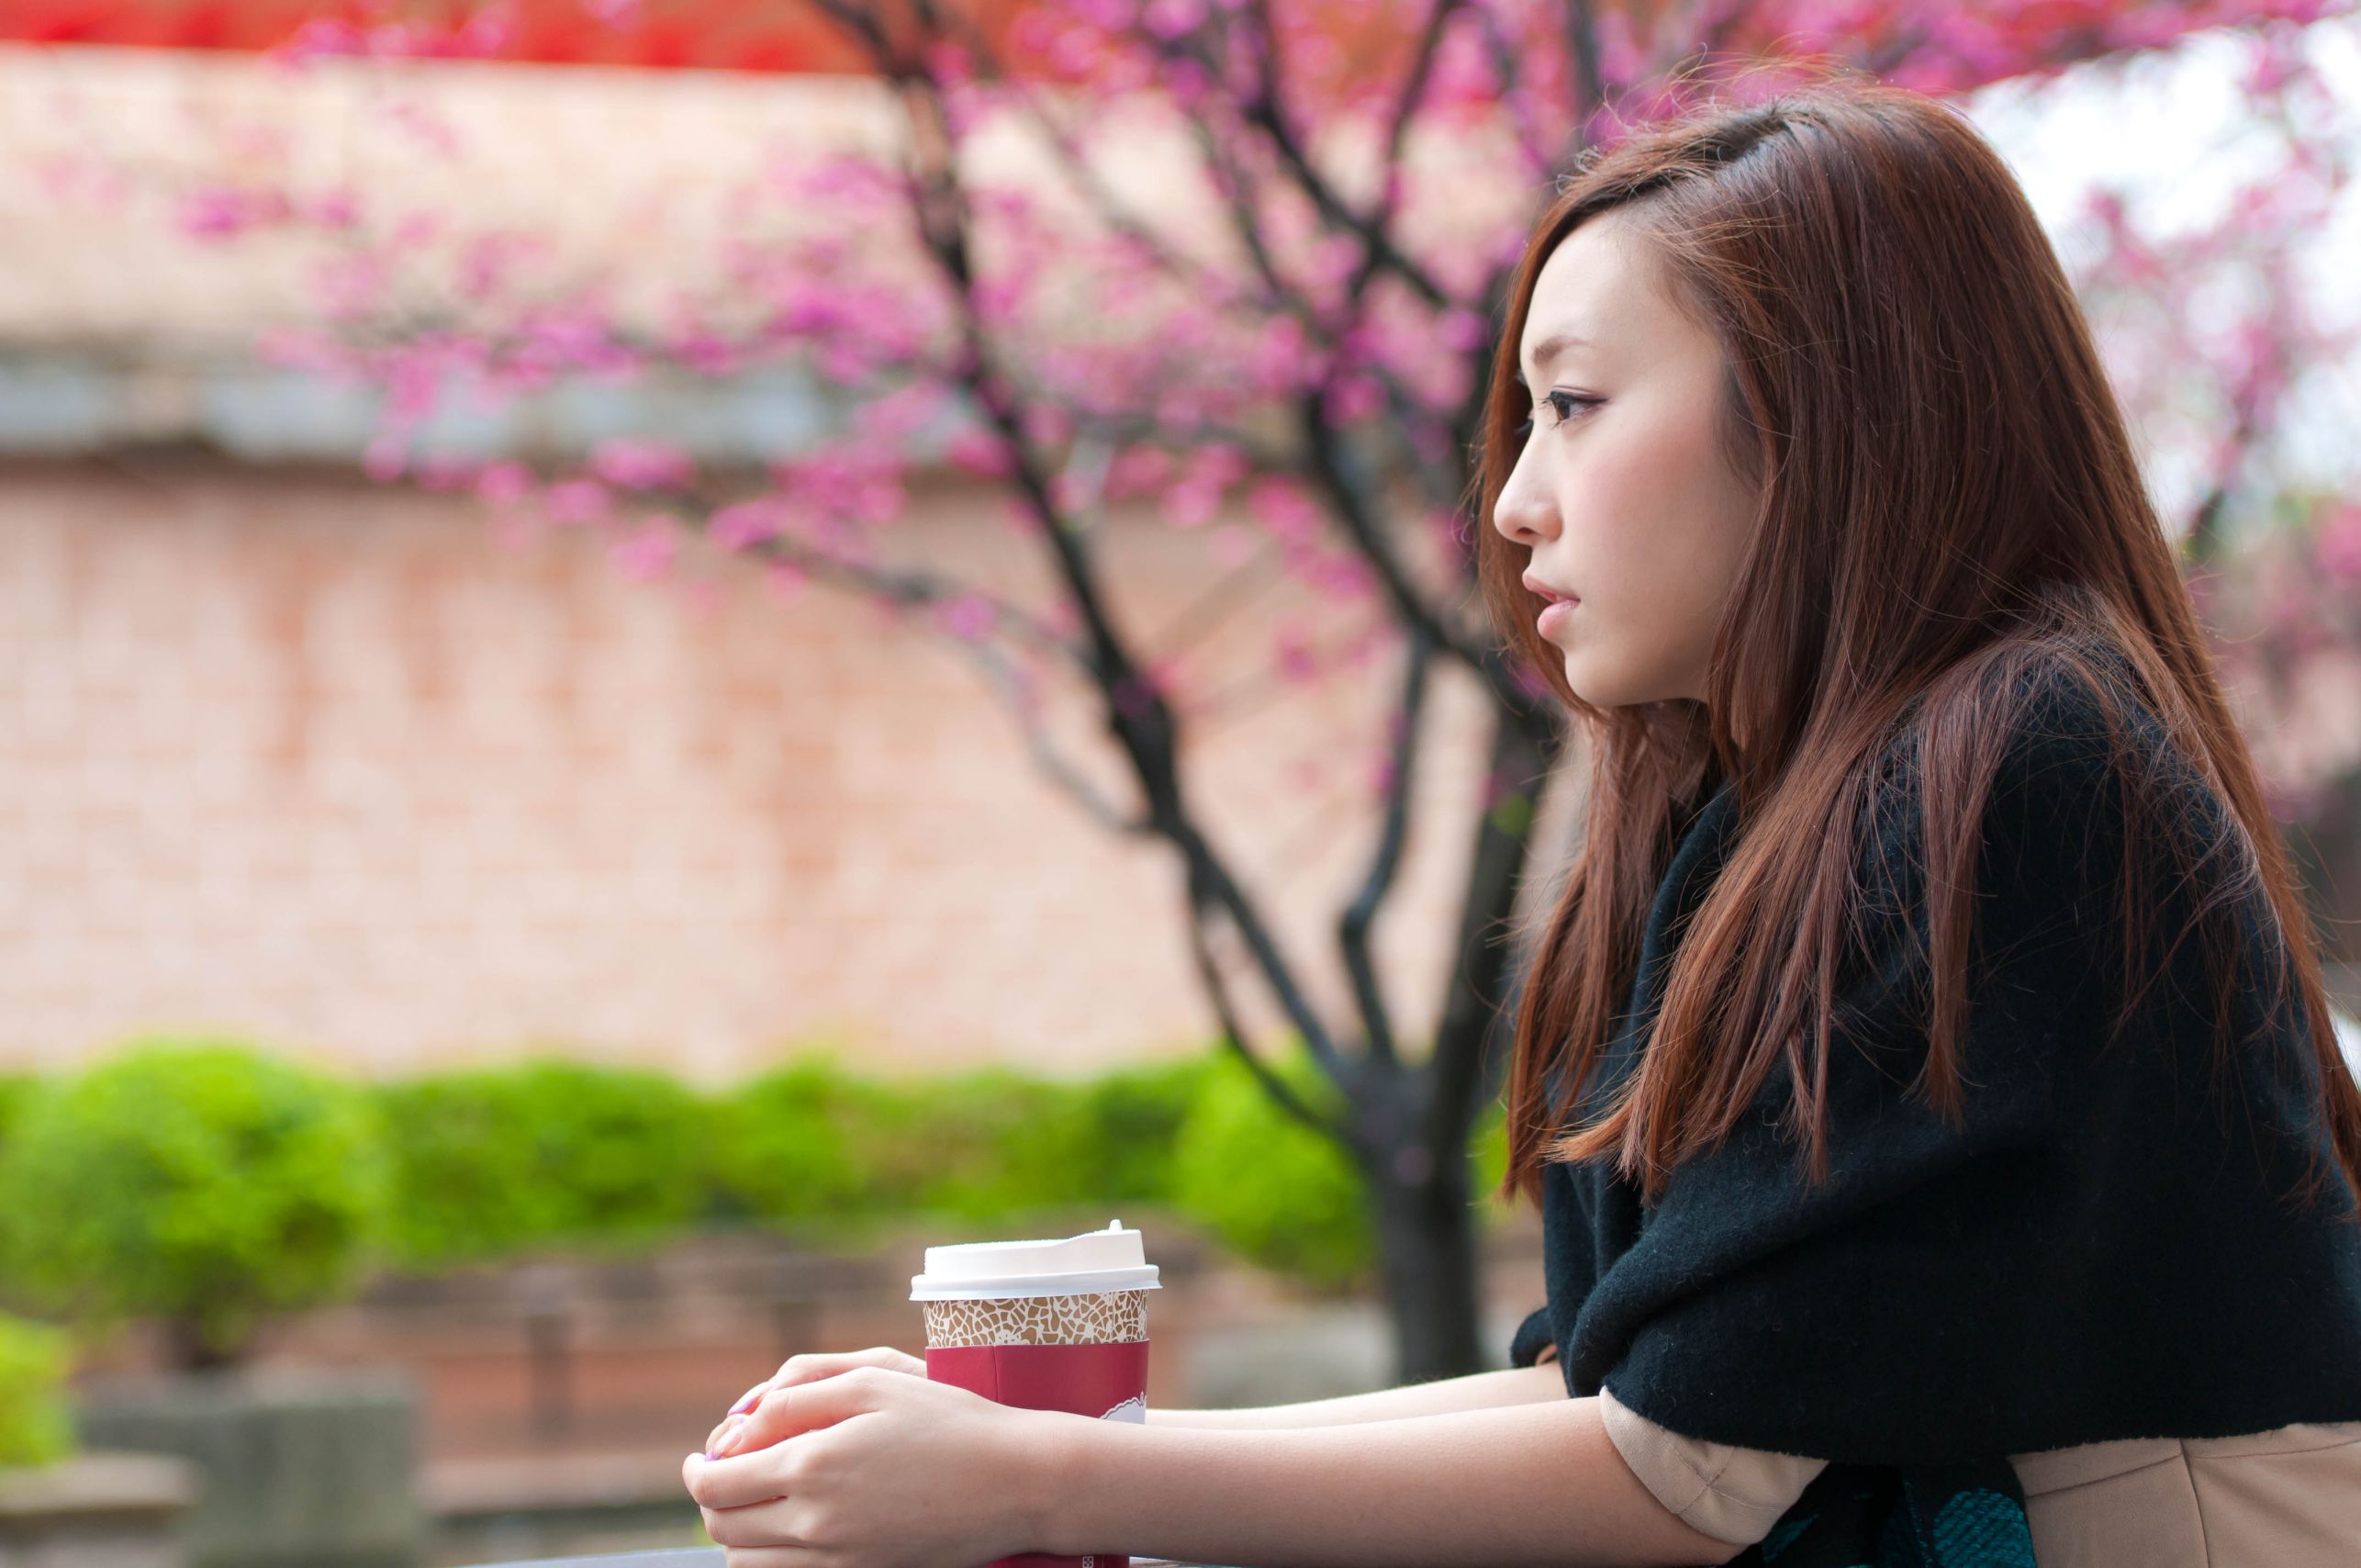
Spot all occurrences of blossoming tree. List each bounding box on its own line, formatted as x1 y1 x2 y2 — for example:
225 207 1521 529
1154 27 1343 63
67 0 2360 1376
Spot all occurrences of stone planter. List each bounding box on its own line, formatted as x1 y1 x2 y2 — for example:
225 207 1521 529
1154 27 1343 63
0 1450 196 1568
73 1366 422 1568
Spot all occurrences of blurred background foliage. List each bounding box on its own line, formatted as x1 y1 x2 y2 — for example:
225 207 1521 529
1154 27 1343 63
0 1043 386 1369
0 1037 1516 1369
0 1312 73 1469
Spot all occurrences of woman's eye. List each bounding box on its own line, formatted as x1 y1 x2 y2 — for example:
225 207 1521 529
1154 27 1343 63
1514 391 1596 443
1539 390 1594 427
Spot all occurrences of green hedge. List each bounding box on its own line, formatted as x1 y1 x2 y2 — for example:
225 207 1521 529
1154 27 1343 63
0 1312 73 1469
0 1041 385 1366
1171 1046 1373 1290
0 1037 1517 1351
371 1059 710 1267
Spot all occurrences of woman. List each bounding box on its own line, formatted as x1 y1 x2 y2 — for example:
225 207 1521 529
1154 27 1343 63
681 77 2361 1567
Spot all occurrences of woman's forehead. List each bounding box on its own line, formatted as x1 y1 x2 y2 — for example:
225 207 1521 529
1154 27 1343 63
1521 220 1695 377
1523 226 1639 364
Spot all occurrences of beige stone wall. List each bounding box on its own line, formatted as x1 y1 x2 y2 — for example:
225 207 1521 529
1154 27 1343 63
0 455 1570 1082
0 46 1564 1084
0 44 1528 354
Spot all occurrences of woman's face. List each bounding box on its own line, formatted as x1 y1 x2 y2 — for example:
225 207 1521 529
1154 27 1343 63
1492 210 1760 711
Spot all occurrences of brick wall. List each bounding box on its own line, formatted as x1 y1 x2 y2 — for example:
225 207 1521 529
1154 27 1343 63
0 455 1563 1082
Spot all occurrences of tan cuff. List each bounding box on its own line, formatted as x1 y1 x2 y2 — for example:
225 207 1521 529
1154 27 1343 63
1596 1383 1830 1548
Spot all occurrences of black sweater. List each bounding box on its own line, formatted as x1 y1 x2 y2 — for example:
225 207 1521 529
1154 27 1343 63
1507 666 2361 1466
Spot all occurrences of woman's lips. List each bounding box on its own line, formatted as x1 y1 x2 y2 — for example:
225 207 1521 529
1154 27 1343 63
1538 599 1578 635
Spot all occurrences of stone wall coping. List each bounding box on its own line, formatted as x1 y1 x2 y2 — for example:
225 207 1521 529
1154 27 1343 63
0 1450 198 1522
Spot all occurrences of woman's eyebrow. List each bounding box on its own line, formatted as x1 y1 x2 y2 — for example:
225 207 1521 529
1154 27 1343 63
1518 330 1596 382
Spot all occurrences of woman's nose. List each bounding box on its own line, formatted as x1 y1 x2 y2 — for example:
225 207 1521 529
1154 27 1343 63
1492 474 1560 546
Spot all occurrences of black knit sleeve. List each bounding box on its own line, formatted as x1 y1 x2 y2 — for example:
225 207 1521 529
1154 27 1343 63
1567 670 2361 1462
1507 1304 1554 1369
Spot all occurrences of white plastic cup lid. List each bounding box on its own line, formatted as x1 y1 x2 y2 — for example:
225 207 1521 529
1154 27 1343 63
909 1219 1162 1300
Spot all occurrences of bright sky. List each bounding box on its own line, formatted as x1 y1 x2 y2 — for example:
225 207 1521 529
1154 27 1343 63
1967 15 2360 523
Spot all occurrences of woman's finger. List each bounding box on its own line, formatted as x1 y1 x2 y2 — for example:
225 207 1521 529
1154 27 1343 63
759 1346 923 1405
687 1450 798 1515
715 1346 923 1448
699 1495 817 1550
711 1367 886 1462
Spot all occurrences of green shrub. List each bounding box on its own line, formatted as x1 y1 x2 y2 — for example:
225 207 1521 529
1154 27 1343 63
1470 1106 1512 1218
1075 1051 1226 1205
1169 1045 1375 1291
707 1053 914 1241
714 1054 1120 1239
0 1041 385 1367
371 1058 710 1269
0 1074 35 1146
842 1050 1227 1232
0 1312 73 1468
896 1064 1105 1223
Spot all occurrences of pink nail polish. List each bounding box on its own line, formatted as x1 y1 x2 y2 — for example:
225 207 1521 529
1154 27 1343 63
730 1387 761 1416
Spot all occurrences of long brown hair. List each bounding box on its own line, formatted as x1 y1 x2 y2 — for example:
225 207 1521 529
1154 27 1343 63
1478 73 2361 1215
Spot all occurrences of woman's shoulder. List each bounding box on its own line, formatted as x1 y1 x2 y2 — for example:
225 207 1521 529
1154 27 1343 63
1847 651 2255 991
1876 653 2217 873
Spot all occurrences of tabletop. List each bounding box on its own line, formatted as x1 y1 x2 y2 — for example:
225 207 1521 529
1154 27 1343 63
463 1551 1225 1567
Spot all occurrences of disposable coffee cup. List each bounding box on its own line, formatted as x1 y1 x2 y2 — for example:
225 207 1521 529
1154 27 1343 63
912 1218 1158 1568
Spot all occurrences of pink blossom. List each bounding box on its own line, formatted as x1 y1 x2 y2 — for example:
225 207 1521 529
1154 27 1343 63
1112 673 1161 719
590 439 695 492
543 480 612 526
947 428 1015 478
1162 477 1223 529
610 522 677 582
363 436 408 482
177 186 285 242
474 463 536 507
308 187 363 230
765 560 812 604
1108 445 1173 498
415 456 480 491
937 593 998 643
1438 308 1490 353
269 19 366 65
711 499 787 552
1207 525 1259 568
1271 623 1319 684
1247 476 1322 543
1322 374 1386 424
1142 0 1205 39
2315 505 2361 586
254 328 345 375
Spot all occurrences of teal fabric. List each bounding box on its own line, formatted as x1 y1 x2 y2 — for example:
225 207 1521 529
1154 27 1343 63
1723 1462 2035 1567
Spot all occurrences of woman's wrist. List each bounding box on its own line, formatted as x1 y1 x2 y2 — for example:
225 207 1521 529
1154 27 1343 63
1017 1408 1096 1556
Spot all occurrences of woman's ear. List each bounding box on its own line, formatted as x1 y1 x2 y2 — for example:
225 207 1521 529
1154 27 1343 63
1536 1344 1561 1365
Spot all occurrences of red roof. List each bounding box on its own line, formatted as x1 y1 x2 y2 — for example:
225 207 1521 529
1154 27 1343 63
0 0 1003 74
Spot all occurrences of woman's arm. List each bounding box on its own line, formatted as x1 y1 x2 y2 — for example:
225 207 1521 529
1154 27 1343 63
1146 1361 1568 1428
1035 1389 1742 1568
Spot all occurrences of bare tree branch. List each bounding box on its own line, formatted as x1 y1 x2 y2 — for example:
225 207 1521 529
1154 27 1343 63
848 5 1361 1093
1424 716 1563 1155
1564 0 1609 125
1184 900 1353 1147
1339 623 1435 1069
1234 0 1455 311
1338 0 1465 307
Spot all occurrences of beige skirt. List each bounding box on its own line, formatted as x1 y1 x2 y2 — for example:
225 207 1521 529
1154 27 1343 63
1596 1383 2361 1566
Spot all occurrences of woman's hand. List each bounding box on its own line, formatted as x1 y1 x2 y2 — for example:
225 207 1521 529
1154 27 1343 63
703 1346 927 1458
682 1365 1070 1568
